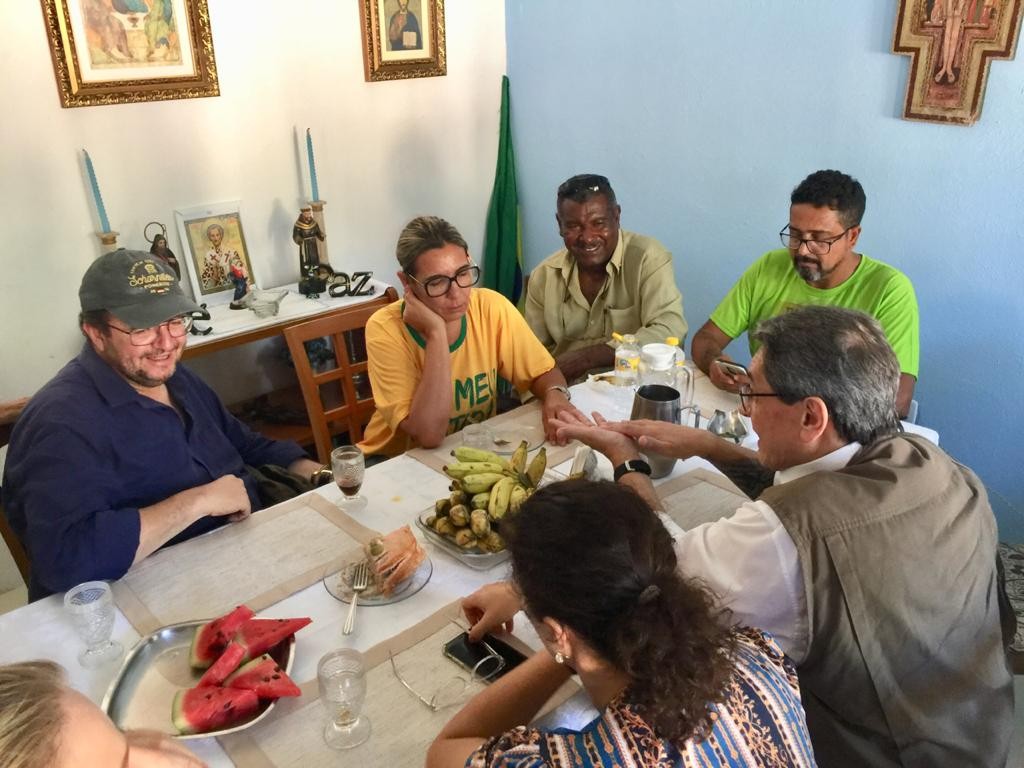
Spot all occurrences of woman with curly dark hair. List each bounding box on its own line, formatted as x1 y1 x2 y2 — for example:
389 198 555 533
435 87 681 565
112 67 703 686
427 479 815 767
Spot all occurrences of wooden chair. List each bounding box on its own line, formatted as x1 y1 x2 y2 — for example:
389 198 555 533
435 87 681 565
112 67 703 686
0 397 31 586
284 288 399 464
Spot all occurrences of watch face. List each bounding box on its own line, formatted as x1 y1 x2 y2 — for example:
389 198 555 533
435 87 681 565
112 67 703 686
615 459 650 481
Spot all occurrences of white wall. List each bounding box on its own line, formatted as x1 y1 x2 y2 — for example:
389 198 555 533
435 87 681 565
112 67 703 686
0 1 507 403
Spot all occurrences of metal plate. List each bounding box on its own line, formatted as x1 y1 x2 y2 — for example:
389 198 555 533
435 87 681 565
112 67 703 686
323 555 433 605
101 619 295 740
415 509 511 570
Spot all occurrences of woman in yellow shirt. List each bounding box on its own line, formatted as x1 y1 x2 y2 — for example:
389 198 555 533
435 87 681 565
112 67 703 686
359 216 580 457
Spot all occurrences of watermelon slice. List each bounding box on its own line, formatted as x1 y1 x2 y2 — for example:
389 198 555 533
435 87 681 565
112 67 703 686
196 641 247 687
189 605 255 669
234 617 311 661
172 686 260 735
224 653 301 699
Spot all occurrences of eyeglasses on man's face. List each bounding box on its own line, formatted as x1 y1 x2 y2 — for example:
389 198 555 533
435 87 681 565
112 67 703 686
406 263 481 298
779 226 852 256
107 315 193 346
738 382 785 414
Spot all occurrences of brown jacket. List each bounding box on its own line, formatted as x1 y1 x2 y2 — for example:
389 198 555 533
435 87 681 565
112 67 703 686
762 434 1012 767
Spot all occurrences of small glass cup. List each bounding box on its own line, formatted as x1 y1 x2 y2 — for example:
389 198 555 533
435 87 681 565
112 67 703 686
63 581 124 669
318 648 371 750
331 445 367 512
461 423 493 449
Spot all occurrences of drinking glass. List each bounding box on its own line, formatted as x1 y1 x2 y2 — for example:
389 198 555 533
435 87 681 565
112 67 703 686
331 445 367 511
318 648 371 750
63 581 123 669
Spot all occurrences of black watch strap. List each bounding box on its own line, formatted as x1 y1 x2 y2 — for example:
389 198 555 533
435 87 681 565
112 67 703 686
613 459 652 482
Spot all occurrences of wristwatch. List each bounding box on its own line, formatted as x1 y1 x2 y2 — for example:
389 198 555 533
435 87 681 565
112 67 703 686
613 459 652 482
546 385 571 401
310 464 334 487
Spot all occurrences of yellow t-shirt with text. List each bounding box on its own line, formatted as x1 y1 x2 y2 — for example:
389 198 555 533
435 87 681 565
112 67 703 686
359 288 555 457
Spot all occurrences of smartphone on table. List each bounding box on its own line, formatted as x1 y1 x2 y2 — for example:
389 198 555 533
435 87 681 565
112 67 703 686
443 631 528 681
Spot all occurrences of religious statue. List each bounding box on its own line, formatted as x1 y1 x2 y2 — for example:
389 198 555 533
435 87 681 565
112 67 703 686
144 222 181 279
293 206 326 277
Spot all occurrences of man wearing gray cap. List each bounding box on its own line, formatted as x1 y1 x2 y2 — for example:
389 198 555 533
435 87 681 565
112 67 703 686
3 250 321 601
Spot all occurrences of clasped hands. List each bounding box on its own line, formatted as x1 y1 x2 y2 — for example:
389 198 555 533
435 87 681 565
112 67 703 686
549 409 710 466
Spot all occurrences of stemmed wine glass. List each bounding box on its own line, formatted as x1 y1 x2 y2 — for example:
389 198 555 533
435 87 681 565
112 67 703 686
331 445 367 511
63 581 124 669
318 648 371 749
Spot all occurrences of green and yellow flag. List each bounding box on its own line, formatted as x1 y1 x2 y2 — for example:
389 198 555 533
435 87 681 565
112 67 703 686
482 75 523 308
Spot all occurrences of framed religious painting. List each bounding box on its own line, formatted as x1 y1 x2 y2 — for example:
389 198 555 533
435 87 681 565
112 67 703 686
359 0 446 81
174 202 258 306
40 0 219 108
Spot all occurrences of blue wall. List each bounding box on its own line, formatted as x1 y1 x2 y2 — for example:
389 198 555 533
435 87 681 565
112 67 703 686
505 0 1024 537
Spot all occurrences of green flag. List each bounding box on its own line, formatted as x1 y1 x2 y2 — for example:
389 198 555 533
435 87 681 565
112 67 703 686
482 75 523 307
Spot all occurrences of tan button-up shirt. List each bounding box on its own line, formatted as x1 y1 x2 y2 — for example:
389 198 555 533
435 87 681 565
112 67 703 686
525 230 687 358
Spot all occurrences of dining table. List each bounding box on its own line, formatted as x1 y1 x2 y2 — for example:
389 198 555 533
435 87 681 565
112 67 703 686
0 367 938 767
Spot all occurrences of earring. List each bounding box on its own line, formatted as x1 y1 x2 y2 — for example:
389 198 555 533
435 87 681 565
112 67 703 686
554 651 569 665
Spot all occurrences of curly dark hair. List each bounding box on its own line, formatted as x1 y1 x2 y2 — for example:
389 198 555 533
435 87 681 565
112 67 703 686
504 479 736 746
790 169 866 229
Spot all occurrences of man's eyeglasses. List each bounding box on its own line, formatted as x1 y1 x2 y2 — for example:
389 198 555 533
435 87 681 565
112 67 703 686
107 316 193 346
405 264 481 298
738 383 784 413
779 226 852 256
388 638 505 712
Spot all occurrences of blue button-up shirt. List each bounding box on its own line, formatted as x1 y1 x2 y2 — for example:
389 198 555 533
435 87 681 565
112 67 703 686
2 345 307 600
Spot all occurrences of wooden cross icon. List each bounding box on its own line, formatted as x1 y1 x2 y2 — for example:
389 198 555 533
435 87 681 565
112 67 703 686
893 0 1023 125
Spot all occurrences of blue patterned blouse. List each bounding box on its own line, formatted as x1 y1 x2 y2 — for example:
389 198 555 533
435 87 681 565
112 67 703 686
467 628 816 768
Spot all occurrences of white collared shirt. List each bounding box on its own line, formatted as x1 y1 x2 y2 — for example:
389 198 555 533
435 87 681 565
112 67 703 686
665 442 862 663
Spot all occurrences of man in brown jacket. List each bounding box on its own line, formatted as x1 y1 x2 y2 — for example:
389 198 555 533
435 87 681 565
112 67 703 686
465 306 1013 767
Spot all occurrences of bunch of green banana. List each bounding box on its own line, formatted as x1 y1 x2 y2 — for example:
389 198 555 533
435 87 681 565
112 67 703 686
427 436 553 554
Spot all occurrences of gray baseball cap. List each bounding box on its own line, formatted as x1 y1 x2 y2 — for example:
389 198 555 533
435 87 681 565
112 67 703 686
80 249 201 328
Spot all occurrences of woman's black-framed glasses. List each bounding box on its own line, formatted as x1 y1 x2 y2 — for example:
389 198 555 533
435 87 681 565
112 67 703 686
106 315 193 346
406 264 481 297
738 383 783 412
779 226 852 256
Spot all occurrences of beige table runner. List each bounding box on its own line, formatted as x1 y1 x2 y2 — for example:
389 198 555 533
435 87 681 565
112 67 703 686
656 469 749 531
112 493 381 635
407 400 576 475
220 601 579 767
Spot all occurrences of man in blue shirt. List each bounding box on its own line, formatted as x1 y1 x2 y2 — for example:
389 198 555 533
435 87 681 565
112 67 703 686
3 251 322 600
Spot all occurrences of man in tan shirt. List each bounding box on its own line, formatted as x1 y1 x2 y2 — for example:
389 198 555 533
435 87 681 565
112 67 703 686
525 174 687 382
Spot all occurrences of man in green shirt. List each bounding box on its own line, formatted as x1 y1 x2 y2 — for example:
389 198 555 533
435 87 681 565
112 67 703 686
692 170 919 417
525 174 688 383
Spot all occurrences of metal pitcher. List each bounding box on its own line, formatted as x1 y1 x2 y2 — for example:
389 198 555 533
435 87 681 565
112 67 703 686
630 384 681 478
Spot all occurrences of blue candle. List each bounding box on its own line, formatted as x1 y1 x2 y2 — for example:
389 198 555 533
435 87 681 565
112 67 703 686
83 149 111 233
306 128 320 202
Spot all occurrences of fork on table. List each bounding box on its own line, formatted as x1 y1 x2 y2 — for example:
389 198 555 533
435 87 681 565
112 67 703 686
343 561 370 636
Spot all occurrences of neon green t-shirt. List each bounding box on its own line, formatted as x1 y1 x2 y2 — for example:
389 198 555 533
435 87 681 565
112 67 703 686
710 249 919 377
359 288 556 457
